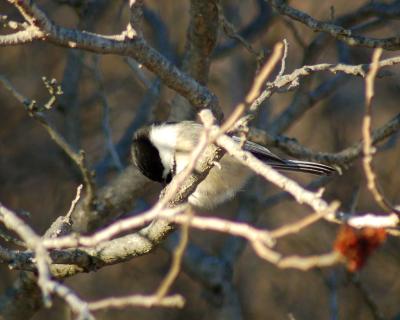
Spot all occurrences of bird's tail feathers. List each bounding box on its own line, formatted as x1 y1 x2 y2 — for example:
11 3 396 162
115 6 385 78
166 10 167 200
268 160 336 176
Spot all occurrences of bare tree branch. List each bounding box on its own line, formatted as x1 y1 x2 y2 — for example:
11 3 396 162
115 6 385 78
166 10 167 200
267 0 400 50
0 75 96 211
362 48 399 214
3 0 223 121
248 112 400 165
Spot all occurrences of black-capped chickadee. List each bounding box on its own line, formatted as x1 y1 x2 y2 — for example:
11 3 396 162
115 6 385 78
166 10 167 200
131 121 335 208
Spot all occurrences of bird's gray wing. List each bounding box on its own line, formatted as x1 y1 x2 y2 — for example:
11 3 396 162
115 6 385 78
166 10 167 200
230 136 336 176
231 136 285 163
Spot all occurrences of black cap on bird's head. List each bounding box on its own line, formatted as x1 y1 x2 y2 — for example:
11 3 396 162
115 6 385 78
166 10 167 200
131 126 172 184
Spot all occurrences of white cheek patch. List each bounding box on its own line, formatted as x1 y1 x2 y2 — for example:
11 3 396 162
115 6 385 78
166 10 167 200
149 124 178 179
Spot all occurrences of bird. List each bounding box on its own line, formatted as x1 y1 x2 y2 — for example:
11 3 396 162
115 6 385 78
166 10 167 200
131 121 336 208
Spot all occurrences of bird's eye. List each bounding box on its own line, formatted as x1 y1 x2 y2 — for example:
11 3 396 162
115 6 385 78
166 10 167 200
165 172 172 184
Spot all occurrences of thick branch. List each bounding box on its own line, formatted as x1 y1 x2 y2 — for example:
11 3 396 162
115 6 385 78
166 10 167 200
267 0 400 50
249 112 400 165
3 0 223 120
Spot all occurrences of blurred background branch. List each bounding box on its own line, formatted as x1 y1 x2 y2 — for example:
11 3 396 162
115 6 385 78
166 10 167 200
1 1 400 320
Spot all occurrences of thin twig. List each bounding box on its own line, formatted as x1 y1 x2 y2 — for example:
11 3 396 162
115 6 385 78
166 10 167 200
155 209 192 299
270 202 340 239
0 74 96 211
88 294 184 311
66 184 83 221
218 3 262 60
362 48 398 214
220 41 284 133
251 55 400 116
277 38 289 77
